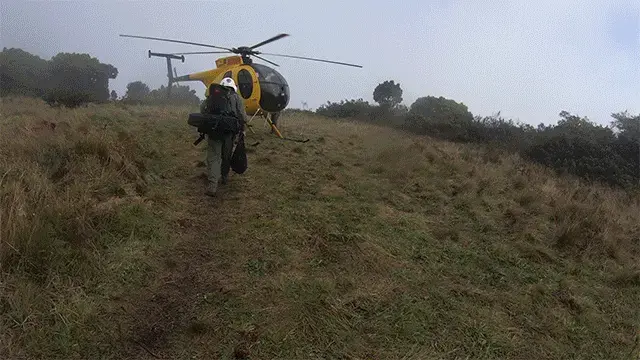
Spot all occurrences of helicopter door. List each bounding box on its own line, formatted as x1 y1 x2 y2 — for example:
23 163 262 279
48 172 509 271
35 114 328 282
233 66 260 115
236 68 253 100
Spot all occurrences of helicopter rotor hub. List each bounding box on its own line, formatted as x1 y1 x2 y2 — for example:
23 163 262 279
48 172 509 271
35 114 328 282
233 46 258 56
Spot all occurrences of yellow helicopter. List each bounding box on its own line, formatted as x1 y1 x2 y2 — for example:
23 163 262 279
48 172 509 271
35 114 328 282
120 33 362 137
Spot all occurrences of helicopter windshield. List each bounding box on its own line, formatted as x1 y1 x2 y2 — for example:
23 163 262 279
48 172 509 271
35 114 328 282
250 63 290 112
252 63 286 84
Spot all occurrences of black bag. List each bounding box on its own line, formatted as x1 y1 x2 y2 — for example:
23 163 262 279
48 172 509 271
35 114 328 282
188 113 240 135
188 84 240 136
230 133 248 174
205 83 236 117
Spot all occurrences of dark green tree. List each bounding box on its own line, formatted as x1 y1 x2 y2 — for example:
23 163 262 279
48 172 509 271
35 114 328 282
610 111 640 186
146 84 201 105
611 111 640 142
523 111 634 187
0 48 50 97
404 96 474 138
123 81 151 103
409 96 473 122
110 90 118 101
315 98 374 118
373 80 403 109
44 52 118 107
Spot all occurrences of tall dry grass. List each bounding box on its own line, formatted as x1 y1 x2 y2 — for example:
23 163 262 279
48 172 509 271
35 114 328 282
0 96 195 358
369 134 640 264
300 116 640 358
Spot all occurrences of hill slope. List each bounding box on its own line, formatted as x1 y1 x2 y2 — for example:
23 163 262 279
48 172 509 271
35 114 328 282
1 98 639 359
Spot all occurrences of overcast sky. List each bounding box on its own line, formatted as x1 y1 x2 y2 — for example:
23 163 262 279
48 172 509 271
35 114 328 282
1 0 638 125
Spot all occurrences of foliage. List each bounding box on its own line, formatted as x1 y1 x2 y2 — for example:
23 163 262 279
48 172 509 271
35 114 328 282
0 48 117 108
404 103 639 189
524 111 639 188
315 98 375 118
123 81 150 103
409 96 474 124
373 80 403 109
43 53 118 107
122 81 201 105
146 84 201 105
281 108 316 116
110 90 118 101
610 111 640 185
394 103 409 115
0 48 50 98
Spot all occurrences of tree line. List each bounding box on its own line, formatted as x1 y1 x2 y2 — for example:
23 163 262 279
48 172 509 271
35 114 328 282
119 80 200 106
0 47 201 107
314 80 639 190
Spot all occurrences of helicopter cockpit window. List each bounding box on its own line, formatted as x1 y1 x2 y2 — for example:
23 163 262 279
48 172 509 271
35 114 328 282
251 63 288 96
251 63 285 85
250 63 290 112
237 69 253 99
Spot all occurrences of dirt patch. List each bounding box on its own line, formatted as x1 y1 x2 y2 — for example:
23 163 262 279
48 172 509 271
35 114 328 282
109 168 229 359
117 255 217 358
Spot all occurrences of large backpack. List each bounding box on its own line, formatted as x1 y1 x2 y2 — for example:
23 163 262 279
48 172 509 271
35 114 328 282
188 84 240 137
204 83 236 117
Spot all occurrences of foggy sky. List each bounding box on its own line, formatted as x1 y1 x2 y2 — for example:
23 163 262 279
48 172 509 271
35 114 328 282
1 0 638 126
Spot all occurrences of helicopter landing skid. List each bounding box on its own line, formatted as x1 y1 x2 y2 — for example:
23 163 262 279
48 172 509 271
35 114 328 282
282 137 310 143
246 111 309 143
266 117 310 143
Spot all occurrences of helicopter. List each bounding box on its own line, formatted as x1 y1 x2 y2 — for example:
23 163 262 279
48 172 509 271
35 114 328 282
119 33 362 134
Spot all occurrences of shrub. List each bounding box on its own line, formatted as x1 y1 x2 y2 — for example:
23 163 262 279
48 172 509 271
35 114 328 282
404 96 475 140
315 98 375 119
524 111 639 188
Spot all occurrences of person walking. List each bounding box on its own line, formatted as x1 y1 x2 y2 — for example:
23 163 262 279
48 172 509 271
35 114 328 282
200 77 248 196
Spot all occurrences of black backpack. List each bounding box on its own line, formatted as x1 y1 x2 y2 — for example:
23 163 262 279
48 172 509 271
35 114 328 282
204 83 236 117
188 84 240 138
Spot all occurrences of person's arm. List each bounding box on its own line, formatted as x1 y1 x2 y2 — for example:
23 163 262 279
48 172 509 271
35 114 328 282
236 95 249 131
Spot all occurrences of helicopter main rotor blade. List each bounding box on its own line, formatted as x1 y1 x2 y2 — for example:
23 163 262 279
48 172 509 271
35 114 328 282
250 33 289 50
119 34 233 51
253 54 280 67
259 52 363 68
170 51 230 55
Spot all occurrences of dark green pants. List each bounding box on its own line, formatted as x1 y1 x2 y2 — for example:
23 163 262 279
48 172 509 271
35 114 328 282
206 132 234 194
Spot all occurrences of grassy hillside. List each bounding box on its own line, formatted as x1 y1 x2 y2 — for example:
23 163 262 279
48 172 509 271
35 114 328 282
1 97 639 359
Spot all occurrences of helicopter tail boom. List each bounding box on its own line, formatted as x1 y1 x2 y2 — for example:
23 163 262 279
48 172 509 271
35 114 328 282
171 74 196 83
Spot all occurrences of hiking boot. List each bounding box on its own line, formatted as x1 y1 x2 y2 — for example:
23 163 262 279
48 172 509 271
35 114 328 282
205 182 217 197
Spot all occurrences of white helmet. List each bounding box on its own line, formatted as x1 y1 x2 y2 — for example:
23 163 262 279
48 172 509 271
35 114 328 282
220 77 237 92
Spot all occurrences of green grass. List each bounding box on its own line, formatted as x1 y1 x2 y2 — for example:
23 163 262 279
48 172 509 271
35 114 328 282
1 97 639 359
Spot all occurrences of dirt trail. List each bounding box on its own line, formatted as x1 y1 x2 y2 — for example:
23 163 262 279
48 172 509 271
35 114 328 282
112 142 259 359
107 121 309 359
